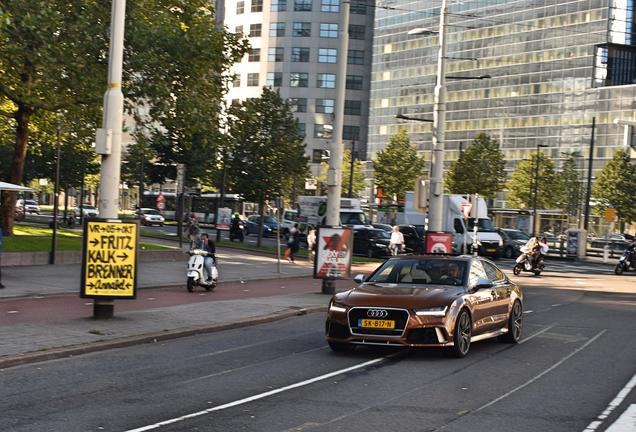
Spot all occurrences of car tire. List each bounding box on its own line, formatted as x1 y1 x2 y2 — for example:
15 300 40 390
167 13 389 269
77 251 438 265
447 309 471 358
499 300 522 343
504 246 514 259
328 341 355 353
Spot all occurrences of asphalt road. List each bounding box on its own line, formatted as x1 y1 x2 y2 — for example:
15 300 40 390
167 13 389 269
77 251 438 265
1 269 634 432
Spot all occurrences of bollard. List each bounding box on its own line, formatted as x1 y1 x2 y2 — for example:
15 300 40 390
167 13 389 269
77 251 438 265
603 245 610 263
322 278 336 295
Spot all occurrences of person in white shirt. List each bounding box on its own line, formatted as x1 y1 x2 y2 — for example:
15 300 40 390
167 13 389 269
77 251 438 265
389 226 405 256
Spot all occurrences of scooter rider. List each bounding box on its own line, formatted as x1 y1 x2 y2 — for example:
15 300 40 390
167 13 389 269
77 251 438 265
196 232 216 282
230 213 242 236
520 236 549 268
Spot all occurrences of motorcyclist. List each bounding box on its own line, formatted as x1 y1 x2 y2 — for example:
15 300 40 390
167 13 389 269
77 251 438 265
520 236 549 268
230 213 242 236
195 232 216 282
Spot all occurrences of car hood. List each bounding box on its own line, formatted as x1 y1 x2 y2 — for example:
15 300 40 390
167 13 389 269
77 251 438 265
336 283 464 309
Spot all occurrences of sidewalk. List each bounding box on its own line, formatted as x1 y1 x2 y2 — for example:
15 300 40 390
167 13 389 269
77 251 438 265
0 250 379 369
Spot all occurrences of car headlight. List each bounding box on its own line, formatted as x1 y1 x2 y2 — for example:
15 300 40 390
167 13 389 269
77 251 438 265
329 301 348 313
415 306 448 317
499 239 504 246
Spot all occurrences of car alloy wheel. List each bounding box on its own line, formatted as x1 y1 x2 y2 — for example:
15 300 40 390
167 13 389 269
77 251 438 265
504 246 514 259
449 309 471 358
500 300 522 343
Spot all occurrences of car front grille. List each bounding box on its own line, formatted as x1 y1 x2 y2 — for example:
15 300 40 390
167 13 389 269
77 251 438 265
348 307 409 337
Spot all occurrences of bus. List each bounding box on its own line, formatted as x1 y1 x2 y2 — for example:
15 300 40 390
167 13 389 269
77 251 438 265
141 191 247 223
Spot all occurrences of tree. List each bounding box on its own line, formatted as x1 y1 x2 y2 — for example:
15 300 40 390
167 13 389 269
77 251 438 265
592 149 636 224
373 129 426 202
507 152 561 209
556 157 582 217
316 150 366 198
226 88 309 244
0 1 110 234
445 133 506 198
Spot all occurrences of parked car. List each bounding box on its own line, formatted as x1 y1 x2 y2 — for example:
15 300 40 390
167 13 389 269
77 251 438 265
75 204 99 218
245 215 279 237
352 228 391 258
398 224 426 254
325 254 523 357
16 199 40 214
496 228 531 258
137 208 165 226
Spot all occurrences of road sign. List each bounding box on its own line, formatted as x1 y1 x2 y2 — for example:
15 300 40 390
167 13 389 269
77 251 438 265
460 201 472 219
81 219 138 299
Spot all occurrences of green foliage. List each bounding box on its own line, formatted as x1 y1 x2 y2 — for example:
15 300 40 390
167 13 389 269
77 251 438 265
373 129 425 201
507 152 561 209
557 157 582 217
226 88 309 202
592 149 636 224
445 133 506 198
316 150 367 198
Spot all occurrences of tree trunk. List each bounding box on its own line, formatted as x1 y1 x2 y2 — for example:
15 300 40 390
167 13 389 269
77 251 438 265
257 192 264 248
0 106 32 236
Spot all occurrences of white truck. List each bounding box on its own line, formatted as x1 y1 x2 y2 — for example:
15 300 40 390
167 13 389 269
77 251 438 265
296 196 371 229
399 192 503 257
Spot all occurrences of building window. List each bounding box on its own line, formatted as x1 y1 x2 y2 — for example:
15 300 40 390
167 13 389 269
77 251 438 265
292 22 311 37
294 0 312 11
291 47 310 62
319 48 337 63
346 74 363 90
249 23 262 37
315 124 333 139
290 72 309 87
320 23 338 38
232 75 241 87
251 0 263 12
289 97 307 112
248 48 261 62
316 98 335 114
320 0 339 12
235 25 243 34
343 125 360 140
271 0 287 11
269 22 286 37
266 72 282 87
347 49 364 65
317 73 336 88
344 100 361 115
268 47 284 62
247 73 259 86
236 1 244 14
298 123 306 136
231 98 241 107
349 24 365 40
350 0 366 14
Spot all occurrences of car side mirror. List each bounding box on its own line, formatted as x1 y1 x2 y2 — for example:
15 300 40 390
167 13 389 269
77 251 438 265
471 277 493 291
353 274 366 284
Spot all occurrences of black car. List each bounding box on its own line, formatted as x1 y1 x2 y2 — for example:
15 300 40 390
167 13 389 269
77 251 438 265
245 215 279 237
496 228 530 258
353 228 391 258
398 224 426 254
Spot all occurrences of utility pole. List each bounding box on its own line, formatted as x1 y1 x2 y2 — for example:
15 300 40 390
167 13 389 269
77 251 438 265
583 117 596 232
49 125 62 265
94 0 126 319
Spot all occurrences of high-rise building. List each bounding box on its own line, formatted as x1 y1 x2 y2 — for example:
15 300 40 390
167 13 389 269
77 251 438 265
219 0 375 177
369 0 636 208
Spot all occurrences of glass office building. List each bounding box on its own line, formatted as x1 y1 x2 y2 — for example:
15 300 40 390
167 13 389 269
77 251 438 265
369 0 636 207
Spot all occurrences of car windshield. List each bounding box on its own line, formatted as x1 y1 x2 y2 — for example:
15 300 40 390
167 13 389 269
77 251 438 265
368 230 391 240
82 205 96 210
367 258 467 286
262 216 277 224
143 209 160 215
507 230 529 240
341 211 368 225
25 200 38 205
466 218 496 232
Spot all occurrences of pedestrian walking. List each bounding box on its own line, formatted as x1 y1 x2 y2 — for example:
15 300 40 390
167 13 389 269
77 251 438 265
389 225 404 256
285 223 301 263
186 213 200 247
306 226 317 263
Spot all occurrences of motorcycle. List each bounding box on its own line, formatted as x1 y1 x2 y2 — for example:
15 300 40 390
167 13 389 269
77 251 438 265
229 221 245 242
513 251 544 276
186 249 218 292
614 248 636 275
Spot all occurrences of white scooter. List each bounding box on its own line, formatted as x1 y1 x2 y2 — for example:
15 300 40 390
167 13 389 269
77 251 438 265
187 249 218 292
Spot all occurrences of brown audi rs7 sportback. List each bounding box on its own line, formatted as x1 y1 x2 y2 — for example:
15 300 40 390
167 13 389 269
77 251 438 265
325 255 523 357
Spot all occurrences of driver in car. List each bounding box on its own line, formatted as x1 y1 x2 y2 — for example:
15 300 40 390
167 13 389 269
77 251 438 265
441 263 463 285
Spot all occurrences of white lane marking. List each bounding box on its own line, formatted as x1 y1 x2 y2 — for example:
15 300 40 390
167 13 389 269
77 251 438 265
551 304 561 307
124 357 385 432
474 330 606 413
519 324 557 345
604 404 636 432
583 373 636 431
524 310 534 314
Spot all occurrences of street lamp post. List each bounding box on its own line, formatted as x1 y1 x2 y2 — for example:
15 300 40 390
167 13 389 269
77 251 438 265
49 124 62 265
583 117 596 232
531 143 549 237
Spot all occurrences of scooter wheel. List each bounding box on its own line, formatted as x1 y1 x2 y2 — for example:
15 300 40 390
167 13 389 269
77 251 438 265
533 269 541 276
614 264 624 275
513 265 522 276
187 277 195 293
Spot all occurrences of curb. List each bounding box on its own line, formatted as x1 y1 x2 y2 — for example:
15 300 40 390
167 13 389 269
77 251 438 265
0 306 326 370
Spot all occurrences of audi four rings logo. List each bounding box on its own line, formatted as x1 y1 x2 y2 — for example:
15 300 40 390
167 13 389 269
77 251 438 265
367 309 389 318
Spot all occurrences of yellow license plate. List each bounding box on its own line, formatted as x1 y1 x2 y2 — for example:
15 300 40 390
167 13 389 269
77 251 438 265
359 319 395 329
